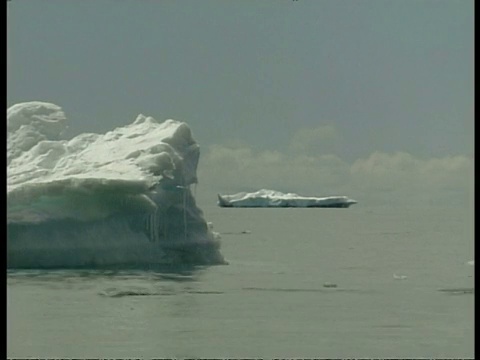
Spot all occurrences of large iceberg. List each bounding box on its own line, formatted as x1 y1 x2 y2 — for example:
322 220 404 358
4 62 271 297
217 189 357 208
7 102 225 268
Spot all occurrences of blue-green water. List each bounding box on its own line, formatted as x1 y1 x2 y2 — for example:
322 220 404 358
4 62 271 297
7 204 474 358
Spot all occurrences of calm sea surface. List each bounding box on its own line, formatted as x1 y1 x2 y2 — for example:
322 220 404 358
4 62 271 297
7 204 474 358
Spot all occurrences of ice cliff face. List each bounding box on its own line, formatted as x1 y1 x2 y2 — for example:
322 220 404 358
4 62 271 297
7 102 225 268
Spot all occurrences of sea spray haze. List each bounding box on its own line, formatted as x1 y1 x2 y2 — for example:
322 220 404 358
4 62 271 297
7 102 225 268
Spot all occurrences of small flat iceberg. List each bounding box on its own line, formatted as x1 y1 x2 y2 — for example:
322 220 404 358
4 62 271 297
217 189 357 208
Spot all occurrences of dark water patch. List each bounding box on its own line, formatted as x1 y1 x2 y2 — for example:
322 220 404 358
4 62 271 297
323 282 338 288
379 231 413 235
243 286 327 293
242 286 375 294
221 230 251 235
358 231 414 236
99 288 164 298
437 288 474 295
98 288 175 298
99 287 224 298
7 264 204 280
373 324 412 329
7 266 205 290
342 265 376 272
186 290 224 295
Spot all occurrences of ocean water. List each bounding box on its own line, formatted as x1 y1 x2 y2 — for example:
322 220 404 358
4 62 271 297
7 204 474 358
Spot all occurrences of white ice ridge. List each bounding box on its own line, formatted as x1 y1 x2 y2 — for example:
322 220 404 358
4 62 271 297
7 102 225 268
217 189 357 208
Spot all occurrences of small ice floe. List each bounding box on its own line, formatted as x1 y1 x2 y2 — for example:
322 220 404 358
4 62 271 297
393 274 408 280
466 260 474 266
323 282 338 288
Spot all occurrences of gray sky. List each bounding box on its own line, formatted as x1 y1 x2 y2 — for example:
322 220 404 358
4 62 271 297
7 0 474 206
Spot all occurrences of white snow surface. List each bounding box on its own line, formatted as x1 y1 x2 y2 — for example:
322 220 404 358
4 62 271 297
218 189 357 208
7 102 224 268
8 102 199 223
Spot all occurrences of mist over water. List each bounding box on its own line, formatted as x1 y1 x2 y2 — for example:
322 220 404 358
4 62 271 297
7 204 474 358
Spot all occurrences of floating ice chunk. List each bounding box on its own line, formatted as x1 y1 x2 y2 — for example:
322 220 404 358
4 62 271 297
217 189 357 208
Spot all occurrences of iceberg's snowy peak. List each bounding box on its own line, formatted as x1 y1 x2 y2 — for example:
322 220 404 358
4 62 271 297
7 102 225 268
7 102 68 165
218 189 357 208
